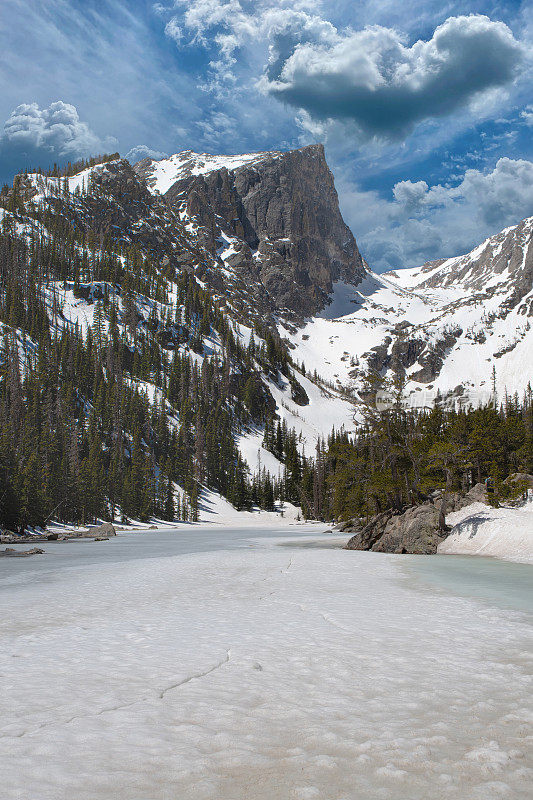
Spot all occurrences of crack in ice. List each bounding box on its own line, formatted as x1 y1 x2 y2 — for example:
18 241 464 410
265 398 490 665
159 650 231 699
1 650 232 740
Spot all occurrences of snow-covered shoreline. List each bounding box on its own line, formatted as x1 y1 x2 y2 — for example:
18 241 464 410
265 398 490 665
441 498 533 564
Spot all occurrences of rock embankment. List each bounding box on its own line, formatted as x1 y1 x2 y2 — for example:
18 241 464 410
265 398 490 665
344 483 488 555
0 522 117 545
0 547 45 557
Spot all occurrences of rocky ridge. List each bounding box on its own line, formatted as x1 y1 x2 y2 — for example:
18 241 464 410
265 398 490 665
287 216 533 408
135 144 367 319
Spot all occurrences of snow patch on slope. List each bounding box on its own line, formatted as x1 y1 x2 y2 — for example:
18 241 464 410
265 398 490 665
144 150 282 196
440 497 533 563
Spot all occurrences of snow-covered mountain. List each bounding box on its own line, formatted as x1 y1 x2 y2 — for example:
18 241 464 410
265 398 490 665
0 152 359 499
286 216 533 409
1 145 531 527
135 145 532 409
135 144 367 319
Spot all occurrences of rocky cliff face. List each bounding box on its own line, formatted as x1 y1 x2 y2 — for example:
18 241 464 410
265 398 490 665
135 144 366 317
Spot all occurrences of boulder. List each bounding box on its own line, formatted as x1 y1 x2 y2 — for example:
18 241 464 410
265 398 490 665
89 522 116 538
345 504 445 555
335 518 362 533
94 536 109 541
447 483 487 513
345 511 396 551
503 473 533 490
372 504 444 554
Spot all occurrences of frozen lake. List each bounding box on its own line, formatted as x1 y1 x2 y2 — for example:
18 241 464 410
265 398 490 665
1 526 532 799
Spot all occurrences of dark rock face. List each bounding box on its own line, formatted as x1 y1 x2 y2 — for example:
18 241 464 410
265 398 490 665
344 484 491 555
345 505 445 554
289 375 309 406
136 145 367 318
363 328 462 385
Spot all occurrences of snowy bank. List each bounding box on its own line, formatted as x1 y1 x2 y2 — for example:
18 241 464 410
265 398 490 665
440 498 533 563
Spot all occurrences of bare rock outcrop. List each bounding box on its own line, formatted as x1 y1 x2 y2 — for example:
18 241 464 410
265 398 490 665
136 145 367 318
345 484 490 555
89 522 117 538
0 547 45 557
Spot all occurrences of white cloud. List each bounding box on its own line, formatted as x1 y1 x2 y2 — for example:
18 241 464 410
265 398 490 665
520 105 533 125
336 157 533 270
125 144 169 163
263 15 527 140
164 2 337 80
161 4 529 148
0 0 202 178
0 101 117 172
164 18 183 44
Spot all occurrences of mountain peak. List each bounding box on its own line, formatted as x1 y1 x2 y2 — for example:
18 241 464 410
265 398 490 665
134 143 325 196
134 143 366 318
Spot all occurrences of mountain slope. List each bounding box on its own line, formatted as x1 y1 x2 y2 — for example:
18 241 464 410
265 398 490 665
1 143 531 532
0 152 358 529
287 216 533 408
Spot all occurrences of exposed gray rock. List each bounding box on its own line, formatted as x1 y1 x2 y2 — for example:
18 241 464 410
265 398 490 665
416 217 533 312
89 522 116 538
136 144 367 318
372 505 444 554
0 547 45 557
503 472 533 489
345 504 445 555
345 511 396 551
449 483 488 512
0 533 46 544
344 481 493 555
335 518 362 533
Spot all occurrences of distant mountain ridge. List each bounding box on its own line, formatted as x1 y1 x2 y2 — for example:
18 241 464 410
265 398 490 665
287 215 533 408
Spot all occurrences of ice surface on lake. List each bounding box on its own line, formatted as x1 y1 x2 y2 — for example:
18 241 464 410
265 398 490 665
1 529 532 799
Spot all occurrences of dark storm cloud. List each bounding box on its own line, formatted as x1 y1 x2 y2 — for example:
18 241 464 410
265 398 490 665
262 15 527 140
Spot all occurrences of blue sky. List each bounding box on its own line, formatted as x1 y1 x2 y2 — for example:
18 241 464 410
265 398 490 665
0 0 531 270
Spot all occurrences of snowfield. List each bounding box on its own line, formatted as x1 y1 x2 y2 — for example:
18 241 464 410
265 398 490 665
441 498 533 563
286 216 533 409
1 528 532 800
